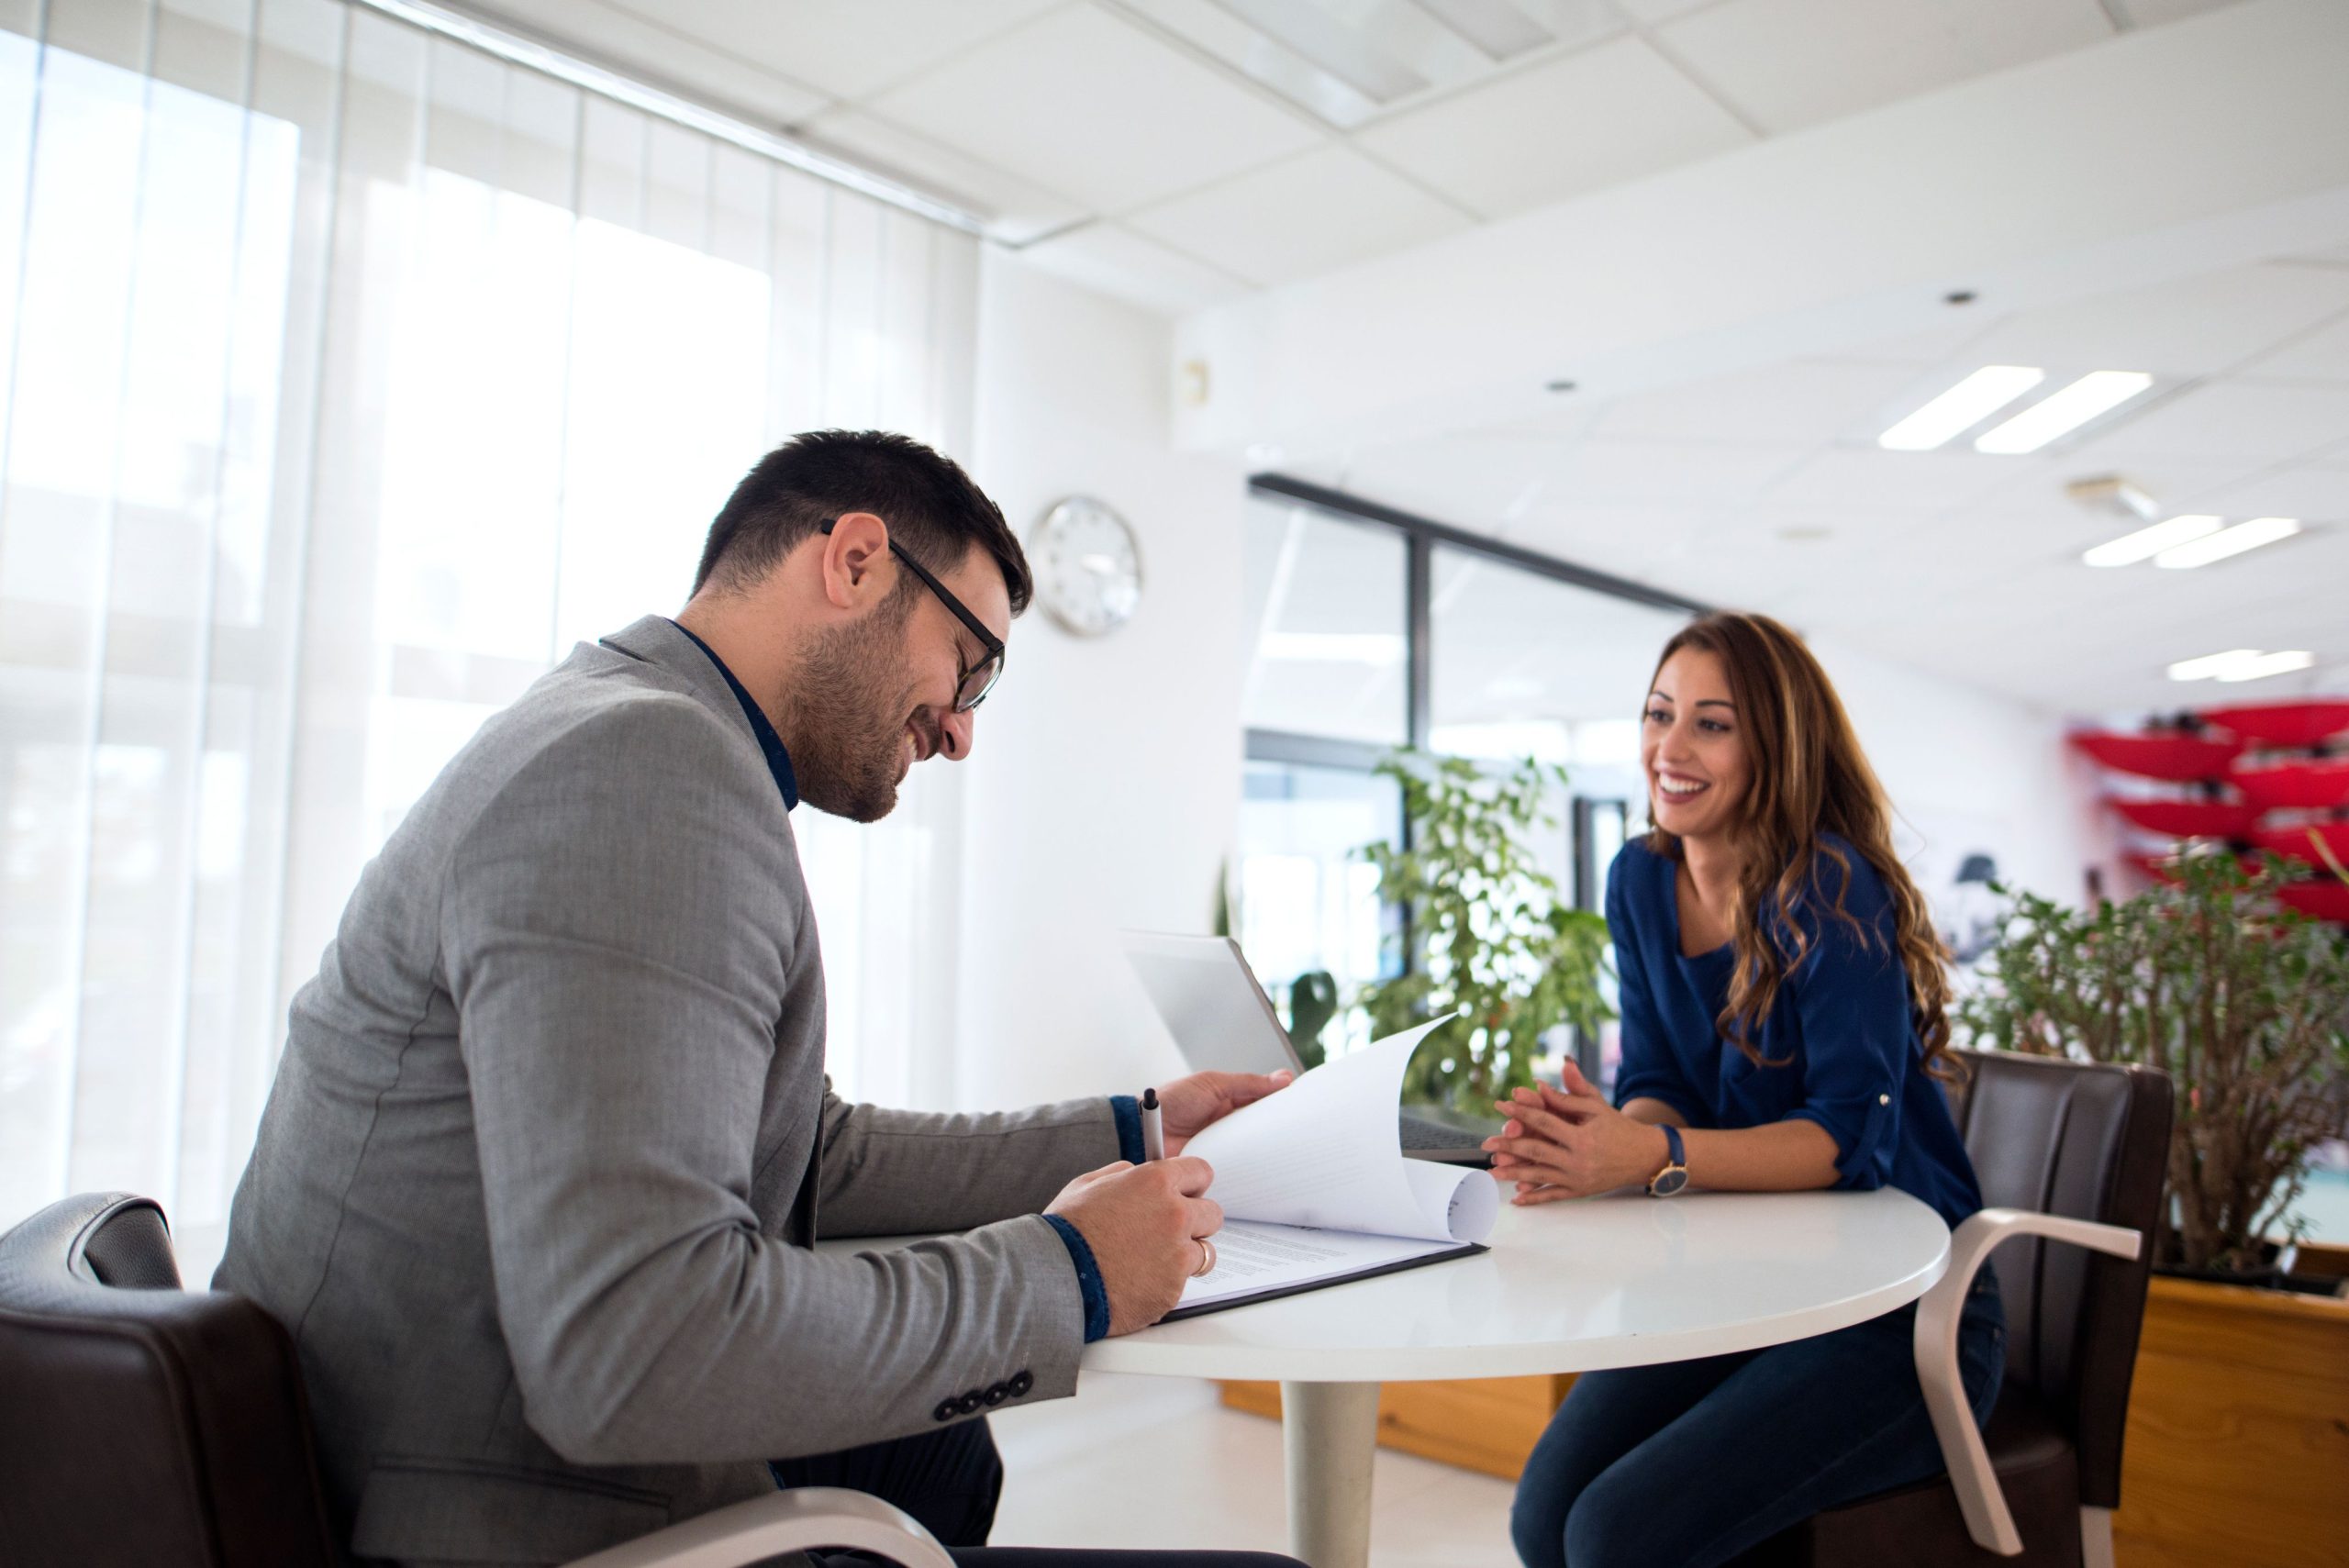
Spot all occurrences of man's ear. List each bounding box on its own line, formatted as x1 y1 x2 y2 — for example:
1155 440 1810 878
818 511 891 610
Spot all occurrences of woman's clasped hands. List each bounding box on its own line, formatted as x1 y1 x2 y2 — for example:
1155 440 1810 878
1485 1059 1675 1205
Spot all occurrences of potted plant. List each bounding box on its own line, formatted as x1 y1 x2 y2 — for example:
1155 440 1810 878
1956 853 2349 1279
1354 752 1614 1118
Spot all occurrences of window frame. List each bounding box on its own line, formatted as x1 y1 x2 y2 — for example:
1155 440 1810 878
1241 473 1714 1078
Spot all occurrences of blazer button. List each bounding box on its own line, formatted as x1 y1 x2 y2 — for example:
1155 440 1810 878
957 1391 985 1415
1008 1371 1033 1397
984 1383 1009 1406
933 1399 958 1423
1878 1093 1890 1105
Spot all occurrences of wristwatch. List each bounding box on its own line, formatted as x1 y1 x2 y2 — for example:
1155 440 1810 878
1646 1125 1689 1197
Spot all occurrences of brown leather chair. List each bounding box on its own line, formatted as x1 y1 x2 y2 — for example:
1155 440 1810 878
1746 1048 2174 1568
0 1191 952 1568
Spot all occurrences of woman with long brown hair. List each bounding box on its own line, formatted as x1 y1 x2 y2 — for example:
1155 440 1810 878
1496 612 2005 1568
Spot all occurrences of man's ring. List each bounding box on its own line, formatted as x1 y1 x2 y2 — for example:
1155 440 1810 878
1192 1238 1217 1277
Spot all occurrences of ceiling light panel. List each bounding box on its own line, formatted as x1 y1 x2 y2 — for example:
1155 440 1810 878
2217 650 2316 683
1212 0 1432 101
1119 0 1383 125
1410 0 1555 59
1877 366 2043 451
2153 516 2303 569
1121 0 1578 127
2166 649 2262 682
2081 514 2221 568
1973 370 2154 454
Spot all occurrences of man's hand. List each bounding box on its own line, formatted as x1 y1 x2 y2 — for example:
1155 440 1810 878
1483 1060 1671 1205
1045 1157 1223 1335
1153 1069 1292 1155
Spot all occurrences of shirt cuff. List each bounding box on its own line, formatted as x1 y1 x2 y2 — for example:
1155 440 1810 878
1041 1213 1111 1342
1109 1094 1145 1164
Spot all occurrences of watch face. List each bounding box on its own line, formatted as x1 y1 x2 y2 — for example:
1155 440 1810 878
1651 1168 1689 1196
1033 496 1141 638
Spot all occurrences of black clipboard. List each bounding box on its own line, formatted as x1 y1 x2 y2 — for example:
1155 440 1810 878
1157 1240 1487 1322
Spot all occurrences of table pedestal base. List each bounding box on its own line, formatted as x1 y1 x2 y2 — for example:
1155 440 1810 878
1279 1381 1380 1568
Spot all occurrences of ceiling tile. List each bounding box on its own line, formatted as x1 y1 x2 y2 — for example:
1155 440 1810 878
1016 220 1251 317
1761 444 2040 516
868 6 1323 211
1817 313 1998 366
2070 380 2349 466
602 0 1063 101
1536 437 1807 508
1592 359 1931 446
463 0 833 122
1353 35 1753 219
1498 501 1727 589
1656 0 2112 137
2242 305 2349 384
1958 264 2349 381
796 106 1087 245
2200 464 2349 522
1343 430 1566 528
1608 0 1721 21
2112 0 2249 27
1124 145 1471 287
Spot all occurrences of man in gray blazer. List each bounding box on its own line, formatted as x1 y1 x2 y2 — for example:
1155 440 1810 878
217 431 1299 1568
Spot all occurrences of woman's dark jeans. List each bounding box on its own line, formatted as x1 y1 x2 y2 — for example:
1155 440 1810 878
1509 1271 2006 1568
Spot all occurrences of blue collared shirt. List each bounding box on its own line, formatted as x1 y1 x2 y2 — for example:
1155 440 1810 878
670 619 1137 1340
670 620 798 811
1608 836 1984 1229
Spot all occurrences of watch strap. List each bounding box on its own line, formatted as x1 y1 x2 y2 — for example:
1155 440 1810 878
1648 1124 1687 1195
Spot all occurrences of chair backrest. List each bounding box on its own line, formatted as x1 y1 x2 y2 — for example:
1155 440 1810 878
1947 1049 2173 1510
0 1192 340 1568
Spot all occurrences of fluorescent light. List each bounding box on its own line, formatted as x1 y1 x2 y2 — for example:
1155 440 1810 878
1261 632 1406 666
2082 514 2221 567
2167 649 2262 682
2166 648 2318 683
1878 366 2043 450
2216 650 2315 683
1974 371 2153 454
2153 516 2301 569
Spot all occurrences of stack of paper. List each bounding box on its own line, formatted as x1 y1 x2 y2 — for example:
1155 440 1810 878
1170 1018 1497 1318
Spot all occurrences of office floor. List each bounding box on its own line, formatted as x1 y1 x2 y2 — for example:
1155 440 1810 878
991 1373 1522 1566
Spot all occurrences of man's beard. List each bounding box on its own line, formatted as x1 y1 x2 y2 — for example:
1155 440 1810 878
784 595 928 823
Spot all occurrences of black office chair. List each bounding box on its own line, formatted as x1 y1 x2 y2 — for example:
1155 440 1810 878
1748 1048 2174 1568
0 1191 952 1567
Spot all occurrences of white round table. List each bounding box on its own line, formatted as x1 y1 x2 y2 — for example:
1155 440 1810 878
1083 1188 1950 1568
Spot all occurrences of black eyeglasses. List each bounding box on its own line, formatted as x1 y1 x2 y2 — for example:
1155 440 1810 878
820 518 1006 712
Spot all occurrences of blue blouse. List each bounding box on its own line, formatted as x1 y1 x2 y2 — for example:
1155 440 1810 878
1607 836 1983 1229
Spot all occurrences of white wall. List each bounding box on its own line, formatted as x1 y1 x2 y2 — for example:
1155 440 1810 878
1811 633 2120 916
942 256 2117 1114
952 253 1248 1112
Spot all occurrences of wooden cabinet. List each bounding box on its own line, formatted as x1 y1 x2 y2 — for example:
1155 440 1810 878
2110 1274 2349 1568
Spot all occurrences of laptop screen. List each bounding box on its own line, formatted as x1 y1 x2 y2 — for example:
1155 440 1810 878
1120 932 1301 1078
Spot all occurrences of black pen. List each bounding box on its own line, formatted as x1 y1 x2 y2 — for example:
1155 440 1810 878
1141 1086 1164 1162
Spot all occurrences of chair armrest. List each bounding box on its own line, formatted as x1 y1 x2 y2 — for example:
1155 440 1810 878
1915 1207 2142 1557
562 1485 955 1568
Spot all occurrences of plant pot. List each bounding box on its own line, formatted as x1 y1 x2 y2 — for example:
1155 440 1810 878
2154 1238 2298 1290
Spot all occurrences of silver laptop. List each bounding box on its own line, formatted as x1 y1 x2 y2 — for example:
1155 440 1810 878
1120 930 1495 1166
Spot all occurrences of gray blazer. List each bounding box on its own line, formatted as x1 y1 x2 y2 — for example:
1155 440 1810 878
216 616 1120 1568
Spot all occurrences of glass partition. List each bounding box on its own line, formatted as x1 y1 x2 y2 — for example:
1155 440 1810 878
1235 758 1401 1061
1241 494 1408 747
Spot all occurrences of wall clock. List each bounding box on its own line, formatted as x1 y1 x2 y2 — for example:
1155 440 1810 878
1031 495 1141 638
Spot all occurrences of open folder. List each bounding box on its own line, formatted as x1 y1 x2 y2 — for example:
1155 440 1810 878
1166 1018 1497 1320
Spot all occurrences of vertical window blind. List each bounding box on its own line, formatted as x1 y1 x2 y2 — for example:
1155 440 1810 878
0 0 979 1279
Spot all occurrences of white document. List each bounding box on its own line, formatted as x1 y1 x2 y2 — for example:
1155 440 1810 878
1172 1018 1498 1315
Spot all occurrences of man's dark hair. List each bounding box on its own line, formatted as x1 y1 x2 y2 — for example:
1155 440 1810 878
693 429 1032 614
